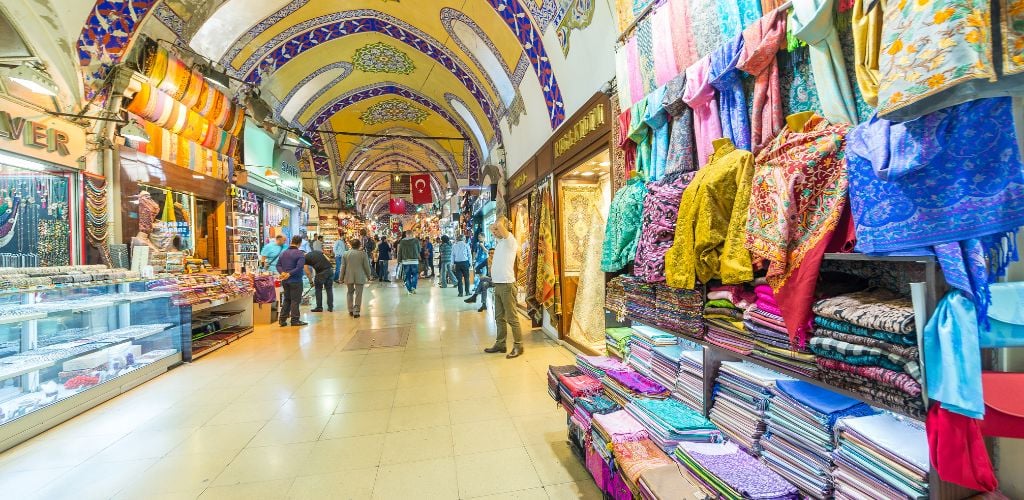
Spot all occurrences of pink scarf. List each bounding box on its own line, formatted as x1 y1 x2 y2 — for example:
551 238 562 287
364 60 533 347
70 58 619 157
736 8 788 153
652 3 678 86
626 36 644 104
668 0 700 73
682 56 722 167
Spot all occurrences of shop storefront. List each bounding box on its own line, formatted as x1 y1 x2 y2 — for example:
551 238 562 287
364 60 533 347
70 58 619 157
507 156 537 313
227 185 260 273
241 121 303 249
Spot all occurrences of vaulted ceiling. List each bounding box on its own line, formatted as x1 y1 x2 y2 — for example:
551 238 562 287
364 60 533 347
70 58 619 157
71 0 587 214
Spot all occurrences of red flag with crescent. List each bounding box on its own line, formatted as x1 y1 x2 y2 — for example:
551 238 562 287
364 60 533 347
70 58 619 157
389 198 407 215
411 174 432 205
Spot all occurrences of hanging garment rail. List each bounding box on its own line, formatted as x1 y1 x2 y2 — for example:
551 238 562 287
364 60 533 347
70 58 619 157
616 0 793 44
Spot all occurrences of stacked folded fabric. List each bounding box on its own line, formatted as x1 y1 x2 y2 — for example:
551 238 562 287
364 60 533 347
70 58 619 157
557 371 604 412
625 397 721 451
761 380 876 499
833 413 929 500
631 324 680 346
624 276 659 325
613 438 677 495
654 284 705 338
627 325 680 378
593 409 650 444
572 394 620 435
603 368 671 404
745 285 818 376
811 290 925 417
703 284 755 353
675 350 705 412
649 342 697 391
577 354 629 379
606 327 634 360
709 361 792 454
606 275 628 320
674 441 800 500
547 364 579 403
638 463 701 500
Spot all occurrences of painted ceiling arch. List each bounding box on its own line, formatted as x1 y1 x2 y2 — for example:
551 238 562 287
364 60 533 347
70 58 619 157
343 135 460 183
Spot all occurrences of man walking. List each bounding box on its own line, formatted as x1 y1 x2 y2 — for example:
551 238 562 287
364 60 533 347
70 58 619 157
483 217 522 358
437 235 455 288
304 246 334 312
340 239 373 317
451 233 471 297
276 235 308 327
397 231 422 294
376 237 392 283
332 236 348 283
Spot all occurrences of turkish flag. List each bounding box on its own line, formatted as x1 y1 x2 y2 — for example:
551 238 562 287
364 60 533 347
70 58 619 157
389 198 407 215
411 174 432 205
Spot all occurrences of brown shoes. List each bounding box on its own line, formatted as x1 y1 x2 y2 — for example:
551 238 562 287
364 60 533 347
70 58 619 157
506 345 523 359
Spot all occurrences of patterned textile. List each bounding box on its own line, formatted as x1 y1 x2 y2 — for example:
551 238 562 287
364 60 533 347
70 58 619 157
683 56 724 167
662 74 697 175
778 47 822 116
569 210 608 350
820 371 926 417
636 14 658 95
625 276 660 325
816 357 921 396
718 0 764 41
602 178 648 272
560 184 601 273
812 289 915 334
606 369 671 397
666 0 700 70
737 8 788 153
512 199 531 290
851 0 884 108
790 0 859 125
665 139 755 289
611 96 629 193
536 187 561 315
689 0 726 57
615 44 633 109
634 171 694 282
613 439 676 484
526 189 542 320
642 85 672 180
618 108 637 173
674 442 800 499
655 284 706 338
626 35 644 104
594 409 651 443
652 3 679 86
837 18 877 124
845 98 1024 321
877 0 1024 121
606 275 629 319
813 316 915 346
745 113 852 345
809 336 921 380
814 327 918 359
710 34 751 151
629 97 652 175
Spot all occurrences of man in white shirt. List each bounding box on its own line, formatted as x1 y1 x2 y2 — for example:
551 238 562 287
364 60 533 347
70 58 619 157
483 216 523 359
333 237 348 283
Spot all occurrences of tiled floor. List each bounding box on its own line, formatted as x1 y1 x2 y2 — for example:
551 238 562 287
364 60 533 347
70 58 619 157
0 281 600 500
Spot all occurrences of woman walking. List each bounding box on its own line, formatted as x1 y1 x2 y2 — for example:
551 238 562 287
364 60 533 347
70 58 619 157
340 239 373 318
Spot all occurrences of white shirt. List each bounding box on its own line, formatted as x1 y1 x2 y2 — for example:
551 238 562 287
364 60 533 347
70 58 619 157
333 239 348 256
451 241 471 262
491 234 518 283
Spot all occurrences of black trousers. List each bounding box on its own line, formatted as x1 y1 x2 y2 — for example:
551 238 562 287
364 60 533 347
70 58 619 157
280 281 303 324
453 261 471 295
377 260 389 281
314 272 333 310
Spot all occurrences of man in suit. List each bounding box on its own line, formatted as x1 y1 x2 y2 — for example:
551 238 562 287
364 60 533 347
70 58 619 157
340 239 373 317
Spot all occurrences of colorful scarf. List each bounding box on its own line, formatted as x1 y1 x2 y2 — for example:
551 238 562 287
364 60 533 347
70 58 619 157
634 171 694 282
682 56 723 167
629 97 652 175
737 7 788 153
614 43 634 109
709 34 751 152
642 85 671 180
652 2 679 86
746 113 853 346
666 0 700 71
626 34 644 104
535 187 561 315
851 0 883 108
525 189 542 320
662 73 697 175
790 0 859 125
618 108 637 174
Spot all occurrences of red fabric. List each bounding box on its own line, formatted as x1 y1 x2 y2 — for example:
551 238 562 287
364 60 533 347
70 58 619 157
618 109 637 175
927 405 999 492
389 198 407 215
980 371 1024 438
410 174 432 204
558 373 603 398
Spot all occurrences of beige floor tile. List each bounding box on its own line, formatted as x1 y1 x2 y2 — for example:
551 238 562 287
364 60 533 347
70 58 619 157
493 375 547 397
447 378 501 401
513 412 572 446
113 489 205 500
452 418 525 455
136 404 226 432
206 399 287 426
467 487 550 500
91 427 197 462
333 390 396 414
31 458 157 500
301 434 385 475
455 447 543 498
396 369 445 388
199 478 294 499
394 382 448 407
169 422 263 456
0 467 73 498
449 396 510 424
543 480 603 500
321 409 391 439
117 450 237 495
0 434 122 472
248 416 329 447
380 425 453 465
287 467 378 499
274 395 346 419
372 457 459 500
525 442 591 486
502 392 562 417
210 443 313 486
386 402 450 432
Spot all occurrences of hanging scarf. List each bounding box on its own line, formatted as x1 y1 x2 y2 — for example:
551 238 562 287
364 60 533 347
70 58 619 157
634 170 695 282
618 108 637 175
652 2 679 86
737 7 788 154
525 190 543 321
682 56 723 167
790 0 859 125
569 210 608 350
642 85 671 180
614 43 633 109
666 0 700 71
850 0 883 108
536 187 561 315
746 113 853 346
629 97 652 175
709 34 751 152
626 35 644 104
662 73 697 175
845 97 1024 325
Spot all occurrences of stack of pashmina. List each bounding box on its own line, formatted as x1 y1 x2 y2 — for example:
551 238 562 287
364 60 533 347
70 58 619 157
650 342 699 391
605 275 629 321
709 361 793 454
626 397 721 452
674 441 800 499
606 327 634 360
761 380 875 499
745 284 818 376
613 439 678 495
573 394 620 434
624 276 659 325
548 365 581 403
577 355 629 379
593 409 651 444
705 284 756 353
811 290 925 417
654 284 706 338
626 332 657 377
604 368 671 404
676 350 706 412
833 413 929 500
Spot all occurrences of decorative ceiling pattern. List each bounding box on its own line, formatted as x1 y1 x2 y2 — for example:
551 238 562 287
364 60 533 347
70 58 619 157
359 99 429 125
351 42 416 74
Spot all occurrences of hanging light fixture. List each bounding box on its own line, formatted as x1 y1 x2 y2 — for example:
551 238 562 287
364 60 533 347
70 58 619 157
120 122 151 143
6 63 58 96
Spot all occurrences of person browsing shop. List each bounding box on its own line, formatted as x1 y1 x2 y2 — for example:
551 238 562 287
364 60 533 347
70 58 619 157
397 231 422 294
340 239 373 317
332 237 348 283
472 233 489 280
304 247 334 313
276 236 308 327
483 217 522 358
260 234 287 271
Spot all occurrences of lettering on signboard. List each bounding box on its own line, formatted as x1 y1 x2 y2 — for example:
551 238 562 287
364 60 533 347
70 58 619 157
0 111 71 156
554 104 606 159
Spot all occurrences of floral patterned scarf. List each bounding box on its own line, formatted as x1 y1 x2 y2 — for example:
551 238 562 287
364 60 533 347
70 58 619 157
737 7 789 153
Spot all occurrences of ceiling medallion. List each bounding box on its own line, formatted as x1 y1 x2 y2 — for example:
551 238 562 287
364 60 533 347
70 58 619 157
351 42 415 74
360 99 430 125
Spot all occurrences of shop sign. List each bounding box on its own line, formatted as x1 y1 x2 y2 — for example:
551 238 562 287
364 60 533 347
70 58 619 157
554 103 606 159
0 100 86 169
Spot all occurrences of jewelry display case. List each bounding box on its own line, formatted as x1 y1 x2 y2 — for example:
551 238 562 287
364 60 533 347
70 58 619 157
0 272 186 452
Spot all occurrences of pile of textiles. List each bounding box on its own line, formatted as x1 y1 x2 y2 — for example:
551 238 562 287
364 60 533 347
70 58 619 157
811 290 925 417
605 275 629 320
593 409 650 444
556 371 604 413
745 284 818 377
674 441 800 500
628 324 680 377
612 438 678 491
577 354 629 379
625 397 721 451
761 380 876 499
637 463 701 500
624 276 659 325
705 294 755 354
649 341 699 391
548 365 580 403
572 394 620 433
709 361 792 454
631 324 680 346
833 413 929 500
675 350 705 411
606 327 634 360
654 284 705 337
603 368 671 404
